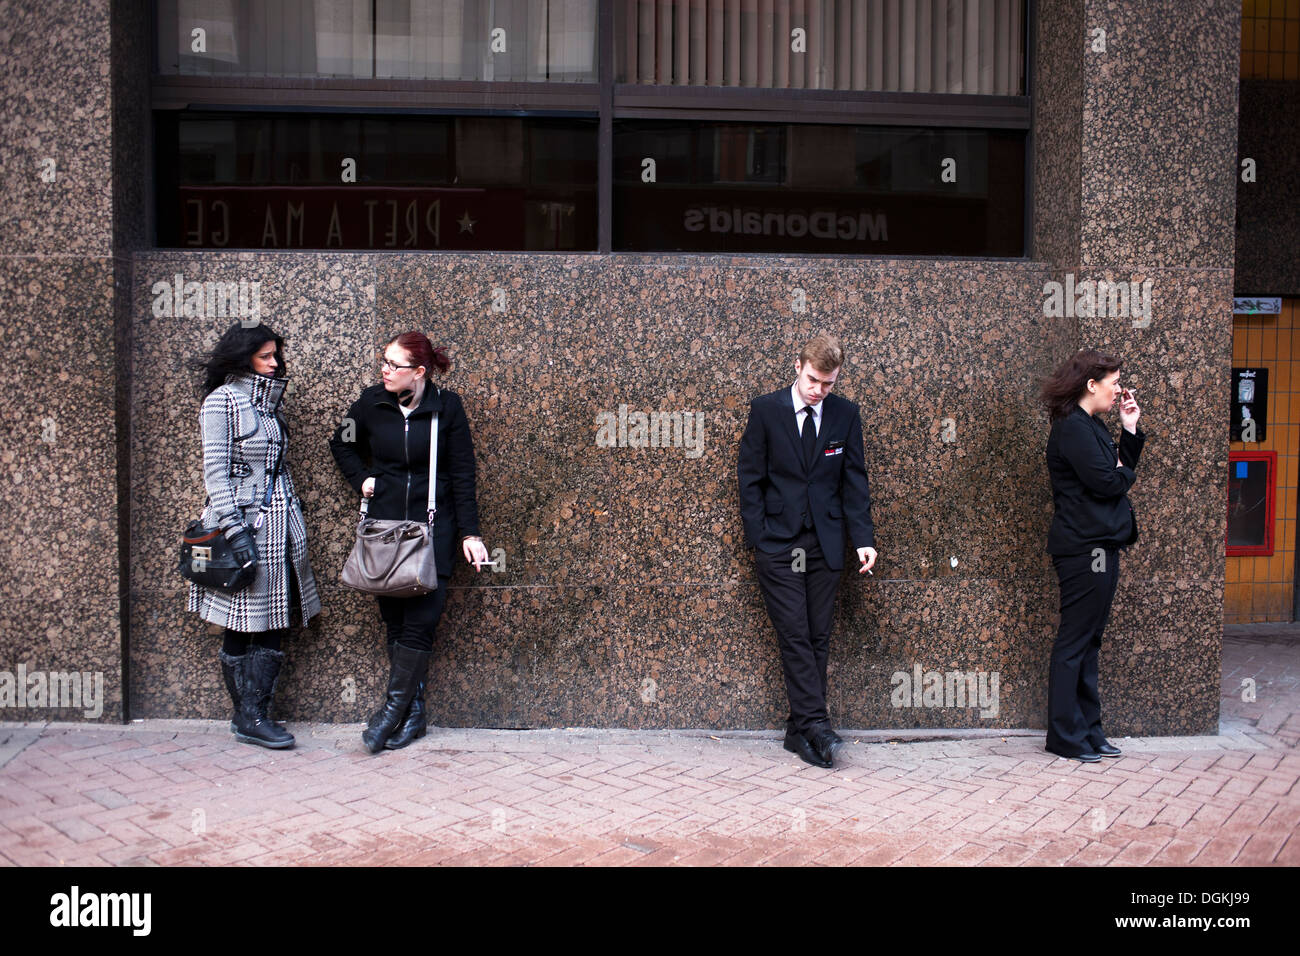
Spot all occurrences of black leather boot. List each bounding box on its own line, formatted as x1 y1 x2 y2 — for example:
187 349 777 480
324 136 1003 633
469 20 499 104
385 661 429 750
233 645 295 749
363 642 430 754
219 650 241 734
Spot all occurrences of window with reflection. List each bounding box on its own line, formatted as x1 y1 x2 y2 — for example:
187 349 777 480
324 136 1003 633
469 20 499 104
614 121 1024 255
156 113 598 250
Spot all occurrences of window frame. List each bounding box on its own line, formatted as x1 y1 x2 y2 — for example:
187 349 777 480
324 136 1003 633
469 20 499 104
148 0 1035 255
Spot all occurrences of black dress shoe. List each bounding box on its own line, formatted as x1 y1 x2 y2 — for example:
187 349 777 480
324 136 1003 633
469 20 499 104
1047 747 1101 763
784 730 832 769
806 729 839 767
1094 742 1122 758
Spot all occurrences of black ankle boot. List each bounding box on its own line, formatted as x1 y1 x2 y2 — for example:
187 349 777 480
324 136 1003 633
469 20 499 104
363 643 430 754
233 645 295 750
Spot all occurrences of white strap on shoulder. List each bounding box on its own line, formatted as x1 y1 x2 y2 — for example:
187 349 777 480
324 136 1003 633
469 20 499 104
427 389 439 523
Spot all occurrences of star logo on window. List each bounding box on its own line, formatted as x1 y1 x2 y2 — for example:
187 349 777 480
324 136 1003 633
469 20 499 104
457 211 476 234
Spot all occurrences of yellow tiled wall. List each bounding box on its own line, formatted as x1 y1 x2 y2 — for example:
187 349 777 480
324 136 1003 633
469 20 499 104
1243 0 1300 80
1227 299 1300 623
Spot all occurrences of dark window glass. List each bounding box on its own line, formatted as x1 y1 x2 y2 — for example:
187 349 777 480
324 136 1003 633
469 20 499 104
156 113 597 251
614 121 1025 256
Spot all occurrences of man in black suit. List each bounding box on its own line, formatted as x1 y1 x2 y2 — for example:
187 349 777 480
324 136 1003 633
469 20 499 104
738 334 877 769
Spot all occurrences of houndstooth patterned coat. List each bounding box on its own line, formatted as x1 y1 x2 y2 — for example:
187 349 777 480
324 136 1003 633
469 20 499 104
187 372 321 631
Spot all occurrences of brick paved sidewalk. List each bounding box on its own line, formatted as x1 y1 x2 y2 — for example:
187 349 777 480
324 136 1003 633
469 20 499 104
1 630 1296 866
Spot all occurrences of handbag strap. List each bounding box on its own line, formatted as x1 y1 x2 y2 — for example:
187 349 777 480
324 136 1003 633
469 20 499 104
252 430 285 530
426 389 439 526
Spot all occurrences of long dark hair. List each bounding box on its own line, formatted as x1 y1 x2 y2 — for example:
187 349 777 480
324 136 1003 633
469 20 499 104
1039 348 1121 422
195 322 286 398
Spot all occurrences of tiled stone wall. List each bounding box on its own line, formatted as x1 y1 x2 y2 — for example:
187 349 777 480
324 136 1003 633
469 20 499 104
0 1 1241 733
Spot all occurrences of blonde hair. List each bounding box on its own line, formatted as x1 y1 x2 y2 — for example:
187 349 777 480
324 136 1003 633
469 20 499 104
799 334 844 373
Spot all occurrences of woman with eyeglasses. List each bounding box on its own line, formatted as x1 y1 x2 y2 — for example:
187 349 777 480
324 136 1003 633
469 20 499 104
1040 348 1144 763
189 321 321 749
329 331 489 753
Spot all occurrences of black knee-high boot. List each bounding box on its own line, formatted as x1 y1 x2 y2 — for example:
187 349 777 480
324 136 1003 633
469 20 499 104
362 642 431 754
385 653 429 749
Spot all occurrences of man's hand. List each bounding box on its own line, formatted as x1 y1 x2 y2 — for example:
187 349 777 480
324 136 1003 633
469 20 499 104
857 546 877 574
361 476 376 497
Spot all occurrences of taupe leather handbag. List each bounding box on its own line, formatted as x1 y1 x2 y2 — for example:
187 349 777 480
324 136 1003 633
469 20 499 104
340 410 439 596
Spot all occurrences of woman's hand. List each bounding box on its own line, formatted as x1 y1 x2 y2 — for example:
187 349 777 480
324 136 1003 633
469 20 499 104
462 536 490 570
1119 388 1141 433
361 476 375 497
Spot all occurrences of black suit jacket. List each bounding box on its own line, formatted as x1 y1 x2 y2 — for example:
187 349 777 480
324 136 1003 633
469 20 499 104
1046 404 1145 556
738 388 875 571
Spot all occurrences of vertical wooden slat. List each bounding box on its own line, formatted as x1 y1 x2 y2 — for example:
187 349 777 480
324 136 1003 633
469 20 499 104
624 0 639 81
789 0 804 88
1009 0 1021 93
916 0 931 92
725 0 740 86
869 0 883 90
978 0 994 93
758 0 773 86
676 0 690 83
883 0 898 91
638 0 655 82
852 0 867 89
948 0 964 93
807 0 822 88
774 0 789 87
900 0 915 91
836 0 851 89
932 0 947 93
658 0 673 82
742 0 757 86
689 0 706 84
994 0 1009 93
963 0 979 93
707 0 723 84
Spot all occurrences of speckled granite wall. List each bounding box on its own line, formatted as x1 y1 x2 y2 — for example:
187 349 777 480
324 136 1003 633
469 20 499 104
1235 79 1300 295
129 253 1078 730
1035 0 1239 735
0 0 129 720
4 0 1242 733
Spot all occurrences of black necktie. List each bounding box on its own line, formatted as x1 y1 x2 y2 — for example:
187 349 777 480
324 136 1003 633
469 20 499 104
801 405 817 466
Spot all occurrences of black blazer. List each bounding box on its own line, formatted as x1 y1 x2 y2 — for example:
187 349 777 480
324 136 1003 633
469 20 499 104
738 388 875 572
1046 404 1145 556
329 383 481 576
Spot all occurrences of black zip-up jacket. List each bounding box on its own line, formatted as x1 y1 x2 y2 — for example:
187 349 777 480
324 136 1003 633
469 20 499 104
329 383 481 577
1046 404 1145 556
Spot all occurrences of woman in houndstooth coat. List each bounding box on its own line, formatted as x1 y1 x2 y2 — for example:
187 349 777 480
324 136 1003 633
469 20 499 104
188 322 320 748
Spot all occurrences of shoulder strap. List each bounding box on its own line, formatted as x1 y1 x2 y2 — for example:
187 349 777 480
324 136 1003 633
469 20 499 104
253 429 285 530
426 388 440 525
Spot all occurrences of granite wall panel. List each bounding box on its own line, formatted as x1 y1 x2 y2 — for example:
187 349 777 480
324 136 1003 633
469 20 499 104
0 0 1242 736
127 251 1142 731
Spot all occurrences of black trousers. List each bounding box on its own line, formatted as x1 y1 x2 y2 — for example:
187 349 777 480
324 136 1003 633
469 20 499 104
1047 548 1120 755
376 581 448 654
753 528 841 736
